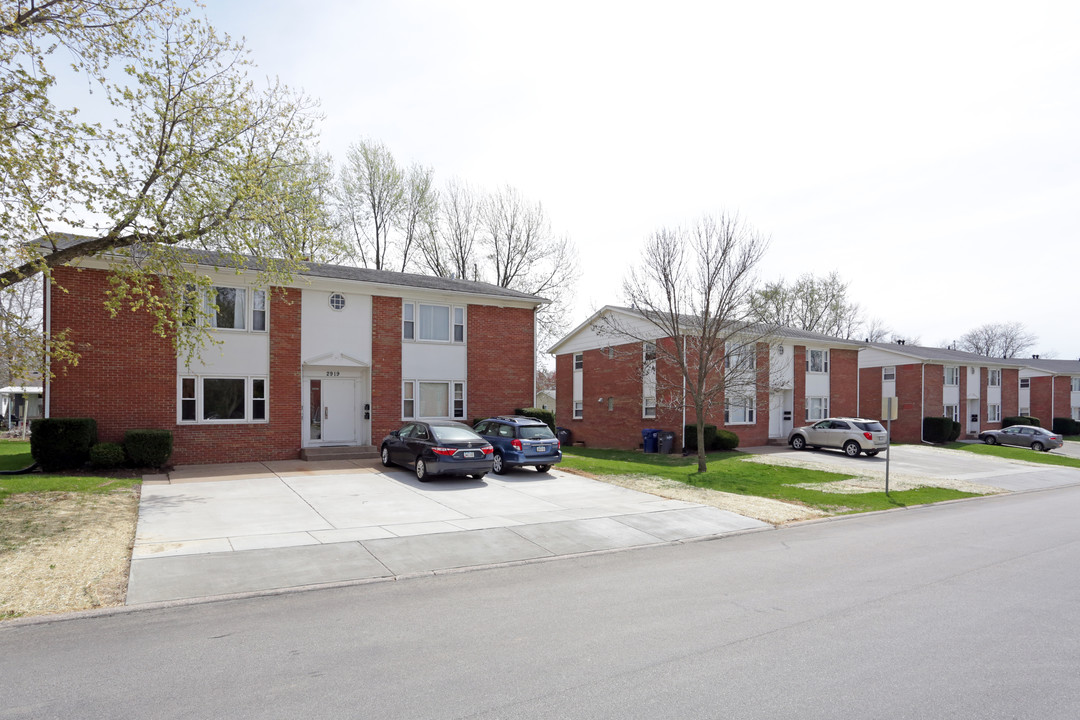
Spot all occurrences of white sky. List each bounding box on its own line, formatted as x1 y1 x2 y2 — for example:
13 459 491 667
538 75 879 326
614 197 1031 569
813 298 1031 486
211 0 1080 358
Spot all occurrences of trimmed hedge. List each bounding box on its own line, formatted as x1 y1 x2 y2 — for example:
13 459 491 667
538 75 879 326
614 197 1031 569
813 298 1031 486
684 424 718 452
1053 417 1080 436
1003 416 1041 428
29 418 98 471
90 442 125 469
715 428 740 450
514 407 556 432
923 417 955 444
948 420 962 442
124 429 173 468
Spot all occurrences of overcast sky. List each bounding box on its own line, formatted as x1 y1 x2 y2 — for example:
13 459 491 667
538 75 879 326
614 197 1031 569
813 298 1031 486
211 1 1080 359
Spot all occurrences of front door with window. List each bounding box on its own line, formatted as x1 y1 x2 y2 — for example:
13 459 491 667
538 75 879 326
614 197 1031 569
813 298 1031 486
307 376 363 445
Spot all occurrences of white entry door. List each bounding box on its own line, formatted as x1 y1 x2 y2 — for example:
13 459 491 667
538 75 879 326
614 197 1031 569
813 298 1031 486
312 378 356 444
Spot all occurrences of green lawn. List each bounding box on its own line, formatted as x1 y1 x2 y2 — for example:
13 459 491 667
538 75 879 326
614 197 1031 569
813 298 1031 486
944 441 1080 469
0 441 141 502
561 447 980 514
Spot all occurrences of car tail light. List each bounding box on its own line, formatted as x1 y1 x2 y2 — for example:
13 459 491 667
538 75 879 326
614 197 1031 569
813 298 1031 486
556 438 561 449
481 445 493 455
863 432 873 440
512 439 523 451
432 447 457 456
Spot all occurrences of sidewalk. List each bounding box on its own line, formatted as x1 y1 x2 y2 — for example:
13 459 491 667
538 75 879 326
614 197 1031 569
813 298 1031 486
127 461 769 604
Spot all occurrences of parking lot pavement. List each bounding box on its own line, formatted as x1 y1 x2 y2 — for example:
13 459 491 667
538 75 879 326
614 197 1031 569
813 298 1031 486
742 443 1080 491
126 462 768 605
1056 441 1080 460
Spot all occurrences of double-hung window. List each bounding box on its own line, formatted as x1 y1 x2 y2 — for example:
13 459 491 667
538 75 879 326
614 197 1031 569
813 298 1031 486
945 367 960 386
402 302 466 343
1020 378 1030 389
882 366 896 382
402 380 466 419
988 404 1001 422
573 353 584 371
806 396 829 421
725 396 756 424
573 401 583 419
178 376 268 423
198 286 267 332
988 369 1001 387
725 342 757 372
807 349 829 373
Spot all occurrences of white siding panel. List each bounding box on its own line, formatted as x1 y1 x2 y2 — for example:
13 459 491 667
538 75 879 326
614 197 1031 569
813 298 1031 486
805 372 830 397
402 343 467 380
301 290 372 364
182 333 269 376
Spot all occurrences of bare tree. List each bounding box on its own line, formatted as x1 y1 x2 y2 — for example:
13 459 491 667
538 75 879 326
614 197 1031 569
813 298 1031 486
750 271 863 338
337 139 406 270
958 321 1037 358
416 179 481 280
864 317 892 343
479 185 578 349
600 213 771 472
399 163 438 273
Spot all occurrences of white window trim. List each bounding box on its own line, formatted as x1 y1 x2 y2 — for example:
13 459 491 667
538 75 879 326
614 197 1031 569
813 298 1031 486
573 401 583 419
945 367 959 386
882 366 896 382
1019 377 1030 389
1071 377 1080 392
573 353 584 371
806 349 829 374
944 404 959 422
988 403 1002 422
724 396 757 425
402 302 467 344
177 375 269 424
805 396 830 421
643 396 657 419
725 342 757 371
199 286 268 334
988 369 1001 387
401 379 466 420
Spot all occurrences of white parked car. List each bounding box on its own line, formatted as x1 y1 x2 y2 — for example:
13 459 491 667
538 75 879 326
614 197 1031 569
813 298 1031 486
788 417 889 457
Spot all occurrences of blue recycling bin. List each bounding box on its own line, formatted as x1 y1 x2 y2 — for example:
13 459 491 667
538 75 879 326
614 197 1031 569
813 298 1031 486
642 428 660 453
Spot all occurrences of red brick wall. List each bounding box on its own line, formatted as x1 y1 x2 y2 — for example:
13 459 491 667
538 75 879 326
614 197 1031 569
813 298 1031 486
466 304 535 421
1002 368 1019 418
890 363 924 443
48 267 302 465
859 367 882 421
1054 376 1072 422
370 296 402 445
1029 375 1053 426
923 364 944 418
829 348 859 417
793 346 806 425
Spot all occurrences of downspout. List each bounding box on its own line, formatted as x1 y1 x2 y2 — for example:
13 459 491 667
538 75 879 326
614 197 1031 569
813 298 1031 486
681 336 687 452
43 271 51 419
1051 375 1055 421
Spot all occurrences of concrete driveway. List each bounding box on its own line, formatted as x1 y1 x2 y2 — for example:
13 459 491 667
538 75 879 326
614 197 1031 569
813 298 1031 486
743 442 1080 492
127 460 767 605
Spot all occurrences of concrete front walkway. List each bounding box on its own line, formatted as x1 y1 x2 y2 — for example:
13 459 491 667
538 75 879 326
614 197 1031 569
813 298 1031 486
127 460 768 605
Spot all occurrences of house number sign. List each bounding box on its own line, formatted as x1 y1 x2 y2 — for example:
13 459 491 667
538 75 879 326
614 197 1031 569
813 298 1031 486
325 371 340 377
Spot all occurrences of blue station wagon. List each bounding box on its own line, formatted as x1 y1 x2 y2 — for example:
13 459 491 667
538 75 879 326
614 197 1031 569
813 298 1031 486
473 416 562 474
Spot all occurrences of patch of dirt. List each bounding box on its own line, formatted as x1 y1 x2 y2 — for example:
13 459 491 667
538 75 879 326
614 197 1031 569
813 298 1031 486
0 490 139 620
564 468 826 524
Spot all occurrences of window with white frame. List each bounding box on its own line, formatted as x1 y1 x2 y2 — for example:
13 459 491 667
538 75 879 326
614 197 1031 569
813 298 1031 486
178 376 268 423
1020 407 1030 416
806 396 829 421
401 380 466 419
882 366 896 382
988 403 1001 422
988 369 1001 387
573 353 583 371
807 349 829 373
573 401 583 419
1020 377 1030 389
725 342 757 371
945 366 960 386
1072 377 1080 392
193 286 267 332
944 404 958 422
401 302 465 343
643 396 657 418
725 396 756 424
643 342 657 364
1073 406 1080 421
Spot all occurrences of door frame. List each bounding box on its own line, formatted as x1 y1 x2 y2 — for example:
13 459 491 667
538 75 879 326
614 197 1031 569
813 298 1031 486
302 364 370 447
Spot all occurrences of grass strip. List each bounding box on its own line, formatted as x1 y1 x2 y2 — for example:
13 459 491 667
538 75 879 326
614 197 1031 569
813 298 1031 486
562 447 980 514
944 441 1080 469
0 441 141 502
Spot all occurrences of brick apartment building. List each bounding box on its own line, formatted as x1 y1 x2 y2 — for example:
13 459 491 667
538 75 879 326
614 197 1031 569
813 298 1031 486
548 306 864 450
1019 357 1080 427
45 248 545 465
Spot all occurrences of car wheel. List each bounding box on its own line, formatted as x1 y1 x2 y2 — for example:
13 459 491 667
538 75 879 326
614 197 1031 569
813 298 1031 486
790 435 806 451
984 435 997 445
415 458 430 482
471 473 486 480
843 441 861 458
492 452 506 474
865 450 879 457
1032 441 1044 452
380 446 392 468
535 464 551 473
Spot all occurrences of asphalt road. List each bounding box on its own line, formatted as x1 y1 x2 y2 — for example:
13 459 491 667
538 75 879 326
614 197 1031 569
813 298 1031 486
4 487 1080 719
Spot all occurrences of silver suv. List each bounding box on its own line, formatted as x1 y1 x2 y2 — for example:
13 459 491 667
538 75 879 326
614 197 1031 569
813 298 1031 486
788 417 888 457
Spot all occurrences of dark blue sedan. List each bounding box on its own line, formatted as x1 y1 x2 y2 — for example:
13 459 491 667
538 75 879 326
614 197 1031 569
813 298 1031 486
380 420 493 481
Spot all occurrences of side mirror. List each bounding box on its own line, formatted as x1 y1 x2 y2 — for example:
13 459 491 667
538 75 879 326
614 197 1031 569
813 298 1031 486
389 430 399 438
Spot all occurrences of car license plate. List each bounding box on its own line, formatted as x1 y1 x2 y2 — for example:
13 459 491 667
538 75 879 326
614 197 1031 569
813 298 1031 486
536 446 546 453
463 451 475 458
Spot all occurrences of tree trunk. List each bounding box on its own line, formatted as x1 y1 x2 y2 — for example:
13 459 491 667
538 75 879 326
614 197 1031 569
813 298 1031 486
696 422 707 473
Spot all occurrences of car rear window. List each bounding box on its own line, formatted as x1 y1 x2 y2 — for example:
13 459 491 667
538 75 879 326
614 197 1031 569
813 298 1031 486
854 421 886 432
432 426 481 443
519 425 555 439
